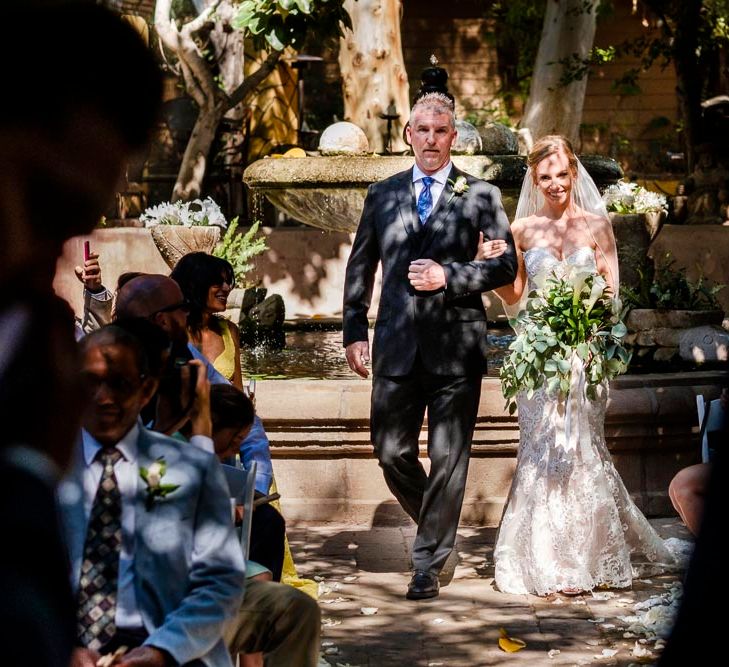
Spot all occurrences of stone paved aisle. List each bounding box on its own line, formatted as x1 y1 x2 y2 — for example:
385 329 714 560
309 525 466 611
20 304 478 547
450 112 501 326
287 519 690 667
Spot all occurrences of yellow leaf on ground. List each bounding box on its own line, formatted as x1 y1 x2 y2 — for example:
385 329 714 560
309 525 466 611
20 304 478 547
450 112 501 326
498 627 526 653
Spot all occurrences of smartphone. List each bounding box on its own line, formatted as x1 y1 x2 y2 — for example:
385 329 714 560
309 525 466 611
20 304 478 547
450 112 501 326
252 492 280 508
83 240 91 262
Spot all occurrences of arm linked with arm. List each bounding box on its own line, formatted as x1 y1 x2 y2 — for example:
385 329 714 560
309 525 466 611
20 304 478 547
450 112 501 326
442 185 518 298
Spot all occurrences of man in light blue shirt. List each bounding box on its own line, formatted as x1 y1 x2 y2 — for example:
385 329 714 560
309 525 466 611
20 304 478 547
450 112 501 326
59 326 244 666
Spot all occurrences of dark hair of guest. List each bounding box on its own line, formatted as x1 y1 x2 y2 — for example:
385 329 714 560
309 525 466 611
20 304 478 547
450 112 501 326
170 252 235 337
210 384 255 432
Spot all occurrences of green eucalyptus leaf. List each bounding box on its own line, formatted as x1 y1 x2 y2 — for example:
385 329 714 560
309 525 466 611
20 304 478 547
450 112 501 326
611 321 628 337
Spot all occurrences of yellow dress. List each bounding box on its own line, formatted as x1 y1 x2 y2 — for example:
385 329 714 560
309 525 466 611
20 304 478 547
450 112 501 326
211 318 237 382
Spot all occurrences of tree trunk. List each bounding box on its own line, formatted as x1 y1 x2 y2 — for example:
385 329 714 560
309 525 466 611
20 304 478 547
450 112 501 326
521 0 598 145
339 0 410 153
670 0 703 172
173 103 225 201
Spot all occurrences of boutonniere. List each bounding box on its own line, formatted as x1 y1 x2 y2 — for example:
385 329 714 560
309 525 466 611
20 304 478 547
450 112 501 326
140 457 179 510
447 175 469 203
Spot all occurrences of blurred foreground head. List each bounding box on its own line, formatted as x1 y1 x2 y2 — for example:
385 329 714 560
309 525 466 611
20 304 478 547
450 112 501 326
0 0 162 298
0 1 162 471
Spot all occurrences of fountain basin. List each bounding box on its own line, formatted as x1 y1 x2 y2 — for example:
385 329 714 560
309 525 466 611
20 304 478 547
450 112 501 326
243 154 622 232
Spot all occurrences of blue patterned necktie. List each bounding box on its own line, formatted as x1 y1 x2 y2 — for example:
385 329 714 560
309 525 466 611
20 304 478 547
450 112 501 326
417 176 435 225
77 447 123 651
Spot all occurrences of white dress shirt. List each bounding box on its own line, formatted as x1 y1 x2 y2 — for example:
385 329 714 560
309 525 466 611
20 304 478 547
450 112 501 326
412 161 452 222
80 423 143 630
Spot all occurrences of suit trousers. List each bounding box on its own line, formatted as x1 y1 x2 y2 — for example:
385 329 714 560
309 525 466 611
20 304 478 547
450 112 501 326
371 357 482 573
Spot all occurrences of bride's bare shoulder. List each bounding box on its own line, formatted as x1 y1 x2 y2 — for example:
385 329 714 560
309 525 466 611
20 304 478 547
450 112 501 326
511 215 541 232
582 210 610 227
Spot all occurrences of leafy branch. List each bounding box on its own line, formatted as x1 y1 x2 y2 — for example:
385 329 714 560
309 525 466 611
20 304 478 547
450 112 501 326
213 218 268 286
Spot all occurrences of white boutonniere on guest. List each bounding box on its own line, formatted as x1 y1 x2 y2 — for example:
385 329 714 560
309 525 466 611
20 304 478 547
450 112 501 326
447 175 469 203
140 457 179 509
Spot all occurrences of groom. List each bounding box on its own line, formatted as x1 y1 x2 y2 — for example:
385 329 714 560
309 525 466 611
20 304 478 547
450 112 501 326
343 92 517 599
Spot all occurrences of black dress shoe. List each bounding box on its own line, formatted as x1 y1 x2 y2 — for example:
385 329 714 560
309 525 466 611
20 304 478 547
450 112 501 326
406 569 440 600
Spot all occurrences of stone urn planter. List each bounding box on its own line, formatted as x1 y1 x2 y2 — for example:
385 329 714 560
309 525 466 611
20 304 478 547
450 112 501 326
625 308 727 363
610 211 666 291
149 225 221 269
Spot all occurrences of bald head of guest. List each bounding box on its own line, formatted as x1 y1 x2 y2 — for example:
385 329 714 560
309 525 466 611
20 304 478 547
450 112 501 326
115 274 190 346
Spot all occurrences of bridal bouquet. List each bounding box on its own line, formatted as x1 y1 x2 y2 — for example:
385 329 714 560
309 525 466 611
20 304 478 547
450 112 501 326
500 266 631 414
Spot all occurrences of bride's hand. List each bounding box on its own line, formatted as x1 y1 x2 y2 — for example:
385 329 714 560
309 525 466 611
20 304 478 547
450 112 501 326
475 231 507 260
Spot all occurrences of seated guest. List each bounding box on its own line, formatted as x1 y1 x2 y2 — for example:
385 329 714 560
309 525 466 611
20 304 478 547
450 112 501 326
206 384 320 667
167 256 275 494
668 462 712 536
170 253 243 389
59 326 245 666
115 273 229 385
210 384 286 583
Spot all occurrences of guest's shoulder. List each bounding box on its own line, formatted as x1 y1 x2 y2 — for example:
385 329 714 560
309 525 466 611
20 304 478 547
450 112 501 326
140 427 216 467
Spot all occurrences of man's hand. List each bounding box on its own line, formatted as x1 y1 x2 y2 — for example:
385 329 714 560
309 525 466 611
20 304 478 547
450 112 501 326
408 259 446 291
345 341 370 379
116 646 169 667
74 251 104 293
70 648 101 667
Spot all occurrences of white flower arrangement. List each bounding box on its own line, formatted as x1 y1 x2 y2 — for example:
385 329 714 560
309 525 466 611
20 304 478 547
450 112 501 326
603 181 668 215
447 175 470 203
140 197 228 228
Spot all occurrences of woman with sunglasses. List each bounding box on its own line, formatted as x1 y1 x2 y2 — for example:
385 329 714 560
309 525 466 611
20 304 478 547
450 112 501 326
171 252 243 390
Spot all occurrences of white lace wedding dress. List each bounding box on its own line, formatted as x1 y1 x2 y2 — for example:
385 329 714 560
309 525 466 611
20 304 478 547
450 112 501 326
493 247 676 596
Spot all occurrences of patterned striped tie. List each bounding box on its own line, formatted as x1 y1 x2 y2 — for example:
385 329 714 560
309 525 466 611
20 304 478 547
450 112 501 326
417 176 435 225
77 447 123 651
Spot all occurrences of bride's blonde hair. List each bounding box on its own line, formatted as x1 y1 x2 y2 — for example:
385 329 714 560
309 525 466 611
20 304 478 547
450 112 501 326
527 135 578 178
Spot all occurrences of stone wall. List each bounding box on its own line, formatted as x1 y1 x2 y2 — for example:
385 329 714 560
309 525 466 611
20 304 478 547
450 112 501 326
54 223 729 324
255 372 724 525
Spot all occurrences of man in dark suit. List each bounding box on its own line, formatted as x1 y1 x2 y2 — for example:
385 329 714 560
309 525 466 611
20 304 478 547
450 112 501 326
343 92 517 600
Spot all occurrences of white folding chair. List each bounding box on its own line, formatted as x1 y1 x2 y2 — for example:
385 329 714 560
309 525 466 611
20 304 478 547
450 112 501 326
696 395 725 463
221 461 258 560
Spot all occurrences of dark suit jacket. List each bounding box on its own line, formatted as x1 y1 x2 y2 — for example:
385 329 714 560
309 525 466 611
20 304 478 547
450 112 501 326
0 454 76 667
343 165 518 376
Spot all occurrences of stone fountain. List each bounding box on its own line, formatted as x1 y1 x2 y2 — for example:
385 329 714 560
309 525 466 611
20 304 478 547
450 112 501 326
243 153 622 233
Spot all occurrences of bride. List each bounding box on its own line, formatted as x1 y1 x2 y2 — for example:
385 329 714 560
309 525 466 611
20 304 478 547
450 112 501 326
481 135 675 596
